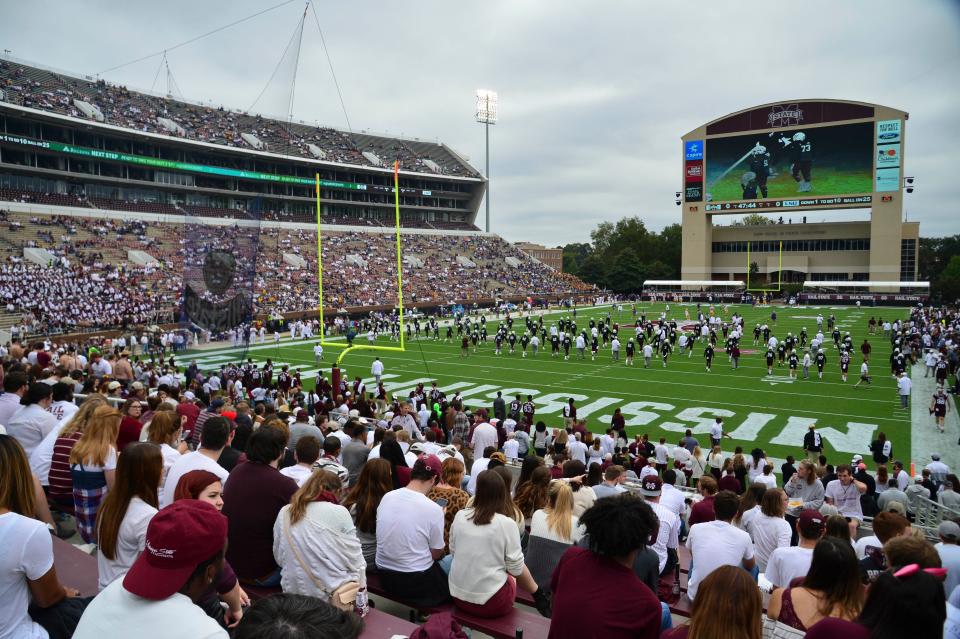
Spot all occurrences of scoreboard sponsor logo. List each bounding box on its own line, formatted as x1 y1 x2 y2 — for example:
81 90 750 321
685 140 704 161
876 144 900 168
876 119 902 144
685 161 703 181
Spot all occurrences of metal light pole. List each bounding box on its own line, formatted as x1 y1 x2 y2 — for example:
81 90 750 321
475 89 498 232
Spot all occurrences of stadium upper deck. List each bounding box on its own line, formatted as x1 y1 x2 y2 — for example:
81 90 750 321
0 57 485 229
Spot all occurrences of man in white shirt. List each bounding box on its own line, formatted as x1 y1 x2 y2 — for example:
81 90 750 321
0 371 28 429
640 476 680 575
279 436 320 487
375 455 449 607
567 431 588 465
896 372 912 409
503 432 520 461
638 457 659 483
390 402 423 441
599 429 617 457
926 454 950 483
659 470 687 520
160 417 231 507
469 415 498 455
5 383 59 459
687 490 756 600
370 357 384 385
765 509 823 588
73 500 230 639
824 464 867 538
466 447 496 495
654 437 670 473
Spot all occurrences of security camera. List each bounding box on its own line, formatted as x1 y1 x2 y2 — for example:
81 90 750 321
675 199 682 206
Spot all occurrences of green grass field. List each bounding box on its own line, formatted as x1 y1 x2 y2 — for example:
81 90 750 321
186 303 912 474
707 168 873 202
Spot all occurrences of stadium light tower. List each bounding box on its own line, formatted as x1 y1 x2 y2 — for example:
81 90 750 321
475 89 498 232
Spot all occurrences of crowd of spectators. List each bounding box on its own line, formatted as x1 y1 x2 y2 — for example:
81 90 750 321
0 305 958 637
0 59 474 176
0 211 590 334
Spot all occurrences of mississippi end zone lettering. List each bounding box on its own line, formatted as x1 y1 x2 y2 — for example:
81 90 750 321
190 351 880 456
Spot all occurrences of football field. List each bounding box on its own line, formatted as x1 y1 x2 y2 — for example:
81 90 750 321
186 303 919 475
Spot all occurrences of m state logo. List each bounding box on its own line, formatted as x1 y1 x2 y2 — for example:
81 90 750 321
767 104 804 128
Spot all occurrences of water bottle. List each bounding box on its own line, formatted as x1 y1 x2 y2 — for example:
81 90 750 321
515 629 523 639
672 563 681 597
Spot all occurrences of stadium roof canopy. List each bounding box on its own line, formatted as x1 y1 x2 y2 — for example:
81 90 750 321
802 281 929 288
644 280 745 287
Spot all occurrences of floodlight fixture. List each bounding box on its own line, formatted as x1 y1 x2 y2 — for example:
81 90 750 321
476 89 498 124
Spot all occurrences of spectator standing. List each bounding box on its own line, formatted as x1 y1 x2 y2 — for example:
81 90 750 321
686 490 756 600
69 405 122 543
803 424 822 461
548 493 662 639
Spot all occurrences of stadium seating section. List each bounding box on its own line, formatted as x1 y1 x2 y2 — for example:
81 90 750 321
0 60 476 177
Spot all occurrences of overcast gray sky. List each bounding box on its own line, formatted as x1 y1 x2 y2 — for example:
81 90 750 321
2 0 959 245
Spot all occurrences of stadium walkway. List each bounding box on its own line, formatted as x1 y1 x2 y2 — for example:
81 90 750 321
911 362 959 473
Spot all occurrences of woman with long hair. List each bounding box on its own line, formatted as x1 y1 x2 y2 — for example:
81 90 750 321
689 445 707 487
586 437 604 468
96 443 162 590
875 464 889 495
562 459 596 517
490 465 525 534
525 481 582 593
552 429 568 456
662 565 763 639
116 398 144 452
342 458 393 565
174 470 248 629
805 569 945 639
514 466 551 527
767 537 863 632
586 462 603 487
514 455 544 495
736 483 767 530
145 409 187 484
747 447 768 484
0 435 82 638
449 470 550 618
708 444 724 480
69 404 121 543
732 446 748 491
746 489 791 572
379 439 410 488
273 470 367 611
426 458 470 555
47 395 108 508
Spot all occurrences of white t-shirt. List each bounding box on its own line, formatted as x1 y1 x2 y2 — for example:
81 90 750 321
470 422 498 454
73 578 227 639
686 520 755 600
279 464 315 487
160 451 229 508
30 422 66 485
503 439 520 460
648 500 680 573
375 488 444 572
466 458 491 495
765 545 813 588
48 401 79 424
5 405 60 459
747 514 791 572
567 440 587 465
756 474 778 489
97 497 157 590
824 479 863 519
0 512 52 639
158 443 182 485
660 484 686 519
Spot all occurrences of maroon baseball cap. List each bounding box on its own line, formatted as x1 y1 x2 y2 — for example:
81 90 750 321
123 500 228 600
797 508 826 538
413 454 443 479
640 475 663 497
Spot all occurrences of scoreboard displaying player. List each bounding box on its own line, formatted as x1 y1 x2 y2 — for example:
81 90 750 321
682 101 905 214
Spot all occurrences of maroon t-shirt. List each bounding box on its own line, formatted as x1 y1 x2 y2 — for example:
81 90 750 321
222 461 298 581
688 495 716 526
804 618 870 639
718 474 742 494
549 547 660 639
